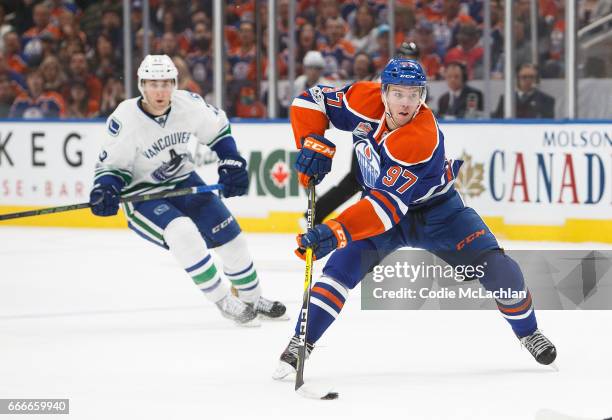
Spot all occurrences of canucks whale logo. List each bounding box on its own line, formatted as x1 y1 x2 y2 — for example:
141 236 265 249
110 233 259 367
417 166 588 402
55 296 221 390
152 149 191 181
354 140 380 189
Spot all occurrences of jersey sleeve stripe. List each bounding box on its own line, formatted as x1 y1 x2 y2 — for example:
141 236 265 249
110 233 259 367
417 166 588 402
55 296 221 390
292 97 325 112
94 169 132 185
383 189 409 214
334 198 386 241
364 196 393 230
369 190 400 224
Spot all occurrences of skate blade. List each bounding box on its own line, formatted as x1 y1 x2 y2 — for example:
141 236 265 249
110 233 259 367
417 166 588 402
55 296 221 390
258 313 290 321
296 384 339 400
549 362 559 372
236 317 261 328
272 361 295 380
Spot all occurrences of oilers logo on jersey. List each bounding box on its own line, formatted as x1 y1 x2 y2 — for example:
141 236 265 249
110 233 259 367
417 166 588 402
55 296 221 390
354 140 380 189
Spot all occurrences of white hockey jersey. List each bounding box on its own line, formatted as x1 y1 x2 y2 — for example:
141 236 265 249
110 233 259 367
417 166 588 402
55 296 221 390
94 90 231 196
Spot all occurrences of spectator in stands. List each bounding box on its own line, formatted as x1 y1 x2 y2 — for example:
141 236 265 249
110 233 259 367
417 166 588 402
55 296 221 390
431 0 465 57
187 21 213 96
233 82 266 119
393 6 416 50
57 10 87 49
437 61 483 119
66 51 102 103
39 55 66 93
131 1 143 33
293 51 332 97
371 24 391 72
351 52 376 82
0 73 15 118
172 55 202 94
65 79 99 118
227 21 256 82
413 21 443 80
91 33 120 82
345 4 378 54
444 22 483 79
38 31 60 64
79 1 121 45
159 11 190 54
320 17 355 79
0 52 27 92
492 63 555 119
3 31 28 75
132 28 155 86
9 69 65 119
160 8 181 34
0 5 14 54
315 0 341 33
99 76 125 117
22 3 61 66
57 37 84 70
98 8 122 50
158 32 181 57
49 0 78 27
295 23 319 76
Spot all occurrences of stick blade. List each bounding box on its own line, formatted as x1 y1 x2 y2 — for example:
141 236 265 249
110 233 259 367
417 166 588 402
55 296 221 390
296 384 339 400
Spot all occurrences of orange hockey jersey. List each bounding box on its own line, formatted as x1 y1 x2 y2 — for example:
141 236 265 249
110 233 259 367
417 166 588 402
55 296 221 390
290 81 461 241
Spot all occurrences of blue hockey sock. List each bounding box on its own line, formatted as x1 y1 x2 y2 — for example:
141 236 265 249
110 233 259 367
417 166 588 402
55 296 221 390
478 251 538 338
294 276 349 344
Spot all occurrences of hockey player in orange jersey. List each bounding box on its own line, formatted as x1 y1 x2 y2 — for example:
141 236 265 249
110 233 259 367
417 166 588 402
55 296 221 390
273 58 557 380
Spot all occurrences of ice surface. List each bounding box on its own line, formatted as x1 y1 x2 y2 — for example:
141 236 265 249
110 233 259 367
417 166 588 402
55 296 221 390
1 227 611 420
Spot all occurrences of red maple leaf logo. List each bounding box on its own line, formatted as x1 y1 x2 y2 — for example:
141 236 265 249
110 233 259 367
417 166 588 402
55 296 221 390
270 160 290 187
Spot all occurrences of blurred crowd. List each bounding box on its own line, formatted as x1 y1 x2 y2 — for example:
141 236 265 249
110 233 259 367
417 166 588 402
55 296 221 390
0 0 610 119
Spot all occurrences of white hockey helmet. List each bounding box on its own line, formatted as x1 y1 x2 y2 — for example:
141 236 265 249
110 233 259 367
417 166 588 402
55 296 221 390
137 54 178 96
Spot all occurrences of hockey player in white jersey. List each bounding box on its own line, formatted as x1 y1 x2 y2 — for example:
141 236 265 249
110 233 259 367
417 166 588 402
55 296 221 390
89 55 286 325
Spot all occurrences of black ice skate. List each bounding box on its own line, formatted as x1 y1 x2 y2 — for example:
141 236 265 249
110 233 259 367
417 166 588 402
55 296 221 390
249 296 288 320
215 294 260 327
520 329 557 365
272 336 314 380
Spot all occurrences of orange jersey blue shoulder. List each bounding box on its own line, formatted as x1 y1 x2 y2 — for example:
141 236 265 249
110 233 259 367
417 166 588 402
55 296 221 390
290 82 461 241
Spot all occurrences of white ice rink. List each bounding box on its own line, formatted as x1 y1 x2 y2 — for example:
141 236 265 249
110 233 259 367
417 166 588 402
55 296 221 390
1 227 611 420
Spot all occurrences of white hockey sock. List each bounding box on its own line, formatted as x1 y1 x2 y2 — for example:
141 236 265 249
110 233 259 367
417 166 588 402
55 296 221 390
215 234 261 304
164 217 229 303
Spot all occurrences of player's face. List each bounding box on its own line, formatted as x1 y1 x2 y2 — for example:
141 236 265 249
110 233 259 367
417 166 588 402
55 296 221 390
142 79 174 114
385 85 422 127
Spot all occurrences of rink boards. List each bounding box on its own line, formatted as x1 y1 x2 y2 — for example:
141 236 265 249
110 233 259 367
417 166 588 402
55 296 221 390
0 119 610 243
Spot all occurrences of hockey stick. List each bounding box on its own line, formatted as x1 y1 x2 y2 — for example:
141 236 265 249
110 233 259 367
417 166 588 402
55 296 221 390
0 184 223 221
295 179 339 400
